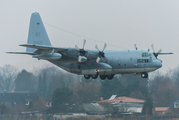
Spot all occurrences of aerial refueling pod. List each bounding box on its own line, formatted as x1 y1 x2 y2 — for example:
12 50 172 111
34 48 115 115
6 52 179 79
33 53 62 60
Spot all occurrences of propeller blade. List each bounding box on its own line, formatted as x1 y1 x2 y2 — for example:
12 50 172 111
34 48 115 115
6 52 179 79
95 45 100 51
151 44 155 52
76 39 89 59
82 39 86 49
75 45 79 50
158 49 162 53
134 44 137 50
78 56 82 63
102 43 107 51
96 57 101 63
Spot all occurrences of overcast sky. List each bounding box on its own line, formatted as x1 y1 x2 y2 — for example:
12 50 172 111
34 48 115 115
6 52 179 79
0 0 178 73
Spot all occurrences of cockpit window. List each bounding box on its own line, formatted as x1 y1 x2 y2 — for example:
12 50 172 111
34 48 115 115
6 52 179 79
142 53 149 57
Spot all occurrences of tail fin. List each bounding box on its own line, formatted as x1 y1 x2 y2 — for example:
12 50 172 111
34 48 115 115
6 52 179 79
26 12 51 53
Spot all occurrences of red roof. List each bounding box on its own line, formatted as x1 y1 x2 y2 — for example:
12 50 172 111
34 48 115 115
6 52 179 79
97 96 145 103
155 107 169 112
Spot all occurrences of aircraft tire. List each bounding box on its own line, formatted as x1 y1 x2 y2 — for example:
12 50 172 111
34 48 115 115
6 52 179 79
141 72 148 78
100 75 106 80
92 75 98 79
84 75 91 79
107 74 114 80
145 73 148 78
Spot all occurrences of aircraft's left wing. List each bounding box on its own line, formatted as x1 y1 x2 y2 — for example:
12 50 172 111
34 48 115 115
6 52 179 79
20 44 67 51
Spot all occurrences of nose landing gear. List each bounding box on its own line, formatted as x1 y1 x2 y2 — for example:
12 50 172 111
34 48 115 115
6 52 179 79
141 72 148 78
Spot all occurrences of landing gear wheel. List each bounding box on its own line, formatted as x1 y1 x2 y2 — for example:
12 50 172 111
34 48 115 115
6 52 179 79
84 75 91 79
107 74 114 80
141 72 148 78
92 75 98 79
100 75 106 80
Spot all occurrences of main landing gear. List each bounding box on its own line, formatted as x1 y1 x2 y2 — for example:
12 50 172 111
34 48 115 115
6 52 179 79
84 74 115 80
141 72 148 78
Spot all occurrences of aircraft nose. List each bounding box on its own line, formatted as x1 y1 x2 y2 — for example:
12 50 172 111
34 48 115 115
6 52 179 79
151 60 162 68
155 60 162 68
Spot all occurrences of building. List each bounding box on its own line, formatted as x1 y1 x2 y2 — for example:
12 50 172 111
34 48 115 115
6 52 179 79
155 107 169 115
82 103 107 115
0 93 38 108
97 96 145 113
167 97 179 114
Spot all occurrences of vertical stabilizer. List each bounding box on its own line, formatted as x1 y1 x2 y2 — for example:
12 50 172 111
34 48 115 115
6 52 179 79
26 12 51 53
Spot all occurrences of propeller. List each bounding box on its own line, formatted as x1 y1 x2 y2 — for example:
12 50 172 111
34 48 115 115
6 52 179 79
134 44 137 50
95 43 108 63
75 39 89 63
151 44 162 58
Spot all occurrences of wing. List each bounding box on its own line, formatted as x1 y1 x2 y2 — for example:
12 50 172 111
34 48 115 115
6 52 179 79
158 52 173 55
6 52 36 55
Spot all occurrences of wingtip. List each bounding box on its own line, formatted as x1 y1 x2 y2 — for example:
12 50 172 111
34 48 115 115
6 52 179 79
6 52 11 54
19 44 28 46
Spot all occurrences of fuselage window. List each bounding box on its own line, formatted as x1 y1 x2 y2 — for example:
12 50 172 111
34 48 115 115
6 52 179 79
142 53 149 57
137 59 149 63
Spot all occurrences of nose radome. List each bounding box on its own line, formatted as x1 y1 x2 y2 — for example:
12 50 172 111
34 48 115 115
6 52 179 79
152 60 162 68
158 59 162 63
156 60 162 68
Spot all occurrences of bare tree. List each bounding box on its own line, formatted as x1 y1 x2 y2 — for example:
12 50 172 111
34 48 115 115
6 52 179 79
73 78 101 104
148 72 179 107
170 66 179 85
0 64 18 92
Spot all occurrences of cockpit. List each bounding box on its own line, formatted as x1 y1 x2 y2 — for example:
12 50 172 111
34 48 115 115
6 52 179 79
142 52 156 59
142 53 149 57
137 52 156 63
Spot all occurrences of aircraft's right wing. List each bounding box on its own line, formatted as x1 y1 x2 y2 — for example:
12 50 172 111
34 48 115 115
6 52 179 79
158 52 173 55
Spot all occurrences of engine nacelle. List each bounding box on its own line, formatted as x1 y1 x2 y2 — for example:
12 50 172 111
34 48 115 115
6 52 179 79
78 56 87 63
33 53 62 60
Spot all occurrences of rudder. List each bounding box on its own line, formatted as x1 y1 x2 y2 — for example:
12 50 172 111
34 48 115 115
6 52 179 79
26 12 51 53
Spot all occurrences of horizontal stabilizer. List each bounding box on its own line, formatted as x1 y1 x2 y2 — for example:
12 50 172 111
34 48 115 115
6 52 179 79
6 52 36 55
20 44 67 51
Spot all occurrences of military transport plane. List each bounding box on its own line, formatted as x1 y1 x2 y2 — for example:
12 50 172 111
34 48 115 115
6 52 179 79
7 12 173 80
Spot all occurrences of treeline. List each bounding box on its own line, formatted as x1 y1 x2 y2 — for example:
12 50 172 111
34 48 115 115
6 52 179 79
0 64 179 109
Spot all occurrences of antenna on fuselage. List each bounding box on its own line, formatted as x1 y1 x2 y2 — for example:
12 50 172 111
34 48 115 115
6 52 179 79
134 44 138 50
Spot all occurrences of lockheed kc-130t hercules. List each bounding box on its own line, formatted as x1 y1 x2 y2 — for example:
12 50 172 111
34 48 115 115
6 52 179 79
7 12 173 80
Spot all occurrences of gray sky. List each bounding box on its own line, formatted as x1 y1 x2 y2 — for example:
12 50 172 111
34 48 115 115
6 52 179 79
0 0 178 73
